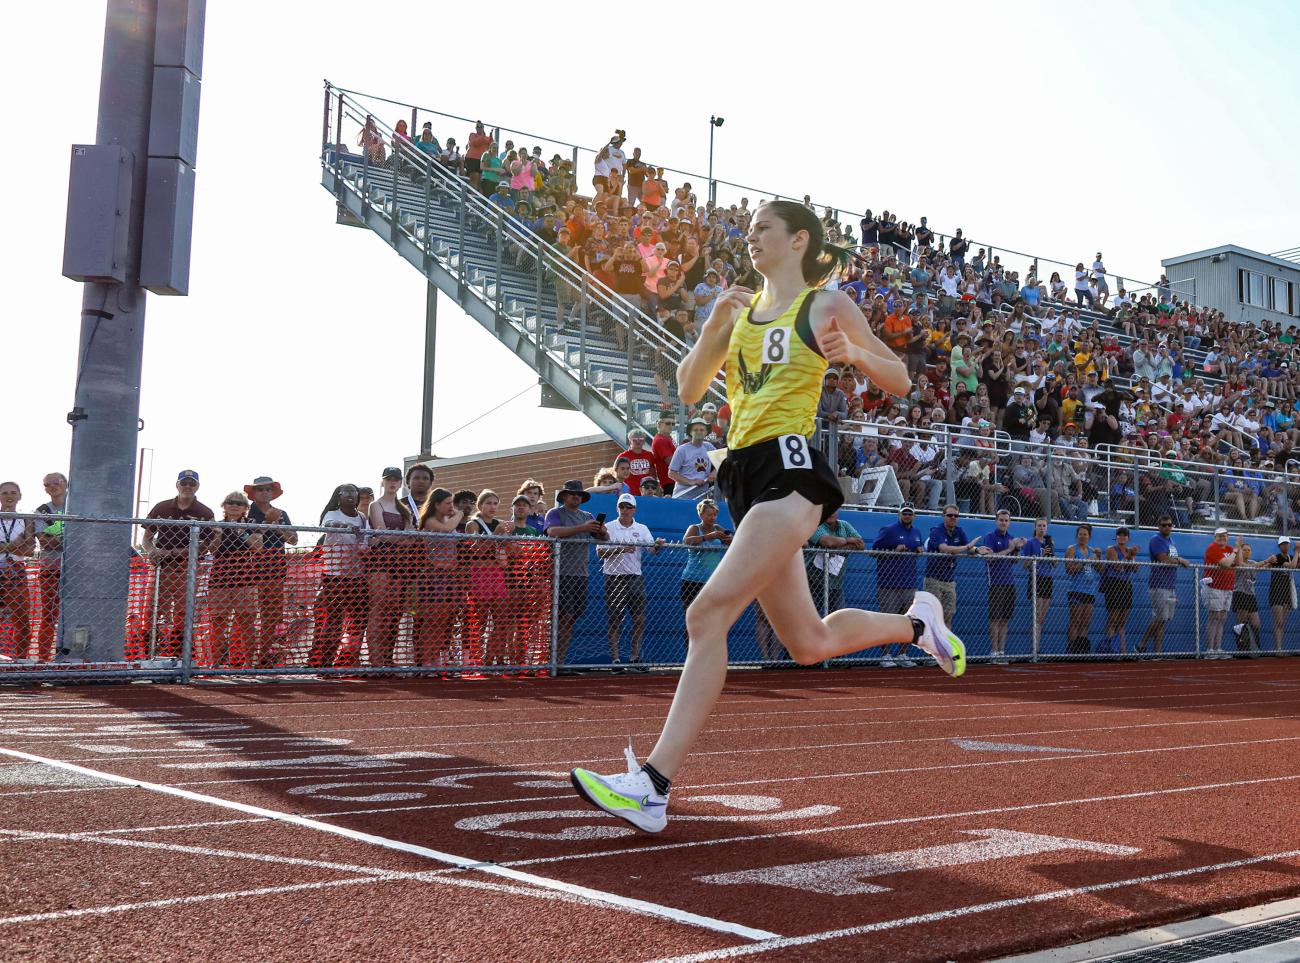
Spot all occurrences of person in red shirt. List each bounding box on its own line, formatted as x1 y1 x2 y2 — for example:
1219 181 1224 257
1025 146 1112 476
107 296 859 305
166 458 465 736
650 413 678 496
1202 528 1241 659
618 430 665 498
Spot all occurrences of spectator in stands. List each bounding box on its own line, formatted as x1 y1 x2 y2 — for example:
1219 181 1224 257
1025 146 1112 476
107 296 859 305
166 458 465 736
411 489 464 670
514 479 547 531
544 480 608 666
923 505 977 626
1229 543 1263 655
1011 454 1049 517
1202 528 1242 659
32 472 66 660
983 509 1024 663
668 418 717 500
872 504 924 667
358 116 385 164
640 476 666 498
143 470 216 658
0 482 33 659
807 509 864 617
357 486 374 516
619 430 665 499
309 484 369 669
597 494 662 670
1073 263 1096 309
241 475 296 668
650 414 678 496
464 120 493 190
1064 523 1102 655
207 491 261 668
818 368 848 423
693 269 723 324
402 465 435 518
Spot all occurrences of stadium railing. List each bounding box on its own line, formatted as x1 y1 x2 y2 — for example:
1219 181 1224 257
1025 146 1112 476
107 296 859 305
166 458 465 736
2 513 1295 683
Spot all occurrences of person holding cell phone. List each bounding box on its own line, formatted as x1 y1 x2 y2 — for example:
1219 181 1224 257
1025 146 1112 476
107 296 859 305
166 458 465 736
542 480 609 667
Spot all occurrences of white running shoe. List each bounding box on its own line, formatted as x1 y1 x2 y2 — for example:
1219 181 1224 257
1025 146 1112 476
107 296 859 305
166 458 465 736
570 743 668 834
905 590 967 678
895 657 918 668
878 657 898 668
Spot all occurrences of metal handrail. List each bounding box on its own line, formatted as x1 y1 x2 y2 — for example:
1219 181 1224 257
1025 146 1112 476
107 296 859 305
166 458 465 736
325 90 726 431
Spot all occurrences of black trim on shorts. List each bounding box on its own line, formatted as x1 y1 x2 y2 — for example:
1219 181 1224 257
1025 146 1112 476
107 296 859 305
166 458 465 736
717 435 843 528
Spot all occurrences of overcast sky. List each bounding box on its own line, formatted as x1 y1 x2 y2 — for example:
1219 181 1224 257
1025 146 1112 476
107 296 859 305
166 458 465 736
7 0 1299 520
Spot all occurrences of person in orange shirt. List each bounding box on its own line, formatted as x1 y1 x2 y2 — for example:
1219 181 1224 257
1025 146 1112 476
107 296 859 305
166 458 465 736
882 302 912 357
1202 528 1241 659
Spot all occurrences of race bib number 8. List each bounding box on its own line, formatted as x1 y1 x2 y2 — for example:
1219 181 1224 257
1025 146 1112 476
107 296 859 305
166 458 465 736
761 326 792 364
778 434 811 470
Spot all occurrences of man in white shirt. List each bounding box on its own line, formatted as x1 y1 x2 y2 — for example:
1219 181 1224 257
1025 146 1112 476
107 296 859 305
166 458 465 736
1151 374 1176 406
597 494 664 669
1092 253 1109 306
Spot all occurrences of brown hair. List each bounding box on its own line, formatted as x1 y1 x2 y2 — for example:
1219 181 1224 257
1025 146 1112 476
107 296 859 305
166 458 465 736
759 200 854 287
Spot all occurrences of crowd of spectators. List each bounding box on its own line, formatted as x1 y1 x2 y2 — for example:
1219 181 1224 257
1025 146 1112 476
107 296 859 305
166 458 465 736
362 112 1300 536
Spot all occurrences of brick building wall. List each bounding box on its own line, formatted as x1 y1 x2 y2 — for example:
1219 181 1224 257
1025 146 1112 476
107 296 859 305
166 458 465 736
414 435 623 501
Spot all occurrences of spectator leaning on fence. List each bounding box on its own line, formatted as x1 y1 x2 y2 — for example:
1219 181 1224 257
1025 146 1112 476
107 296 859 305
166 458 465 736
243 475 296 668
807 509 864 618
1019 518 1058 638
207 491 260 669
309 484 369 669
872 504 924 668
1202 527 1242 660
0 481 33 659
1138 514 1189 656
143 470 216 658
33 472 66 661
983 509 1025 664
923 505 977 627
543 480 608 667
680 499 730 650
597 494 663 670
1260 535 1298 654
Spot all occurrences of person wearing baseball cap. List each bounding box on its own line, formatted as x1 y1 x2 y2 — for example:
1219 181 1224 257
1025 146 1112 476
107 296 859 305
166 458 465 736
597 492 664 671
1202 527 1241 658
242 475 298 666
543 480 607 666
871 503 924 667
1262 536 1298 653
507 494 541 536
142 468 217 658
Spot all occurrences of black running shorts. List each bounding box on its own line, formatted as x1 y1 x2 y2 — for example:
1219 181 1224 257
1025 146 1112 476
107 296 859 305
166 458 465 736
717 434 843 528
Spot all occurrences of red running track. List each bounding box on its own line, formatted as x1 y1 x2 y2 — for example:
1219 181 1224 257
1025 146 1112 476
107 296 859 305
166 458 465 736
1 660 1299 962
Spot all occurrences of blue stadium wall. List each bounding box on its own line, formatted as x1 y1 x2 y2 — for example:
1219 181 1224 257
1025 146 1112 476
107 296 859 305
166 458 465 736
562 494 1273 665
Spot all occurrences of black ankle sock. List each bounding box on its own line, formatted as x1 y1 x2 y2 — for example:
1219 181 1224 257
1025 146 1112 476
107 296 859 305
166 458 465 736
641 762 671 796
909 616 925 645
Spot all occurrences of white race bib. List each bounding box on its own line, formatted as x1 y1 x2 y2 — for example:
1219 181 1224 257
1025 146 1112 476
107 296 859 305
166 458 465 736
778 434 811 471
761 326 793 365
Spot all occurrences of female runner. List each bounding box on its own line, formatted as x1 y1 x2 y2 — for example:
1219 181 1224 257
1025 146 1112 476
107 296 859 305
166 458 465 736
570 201 965 833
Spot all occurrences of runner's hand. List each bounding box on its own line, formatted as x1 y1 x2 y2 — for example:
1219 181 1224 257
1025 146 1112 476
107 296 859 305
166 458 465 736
817 318 856 368
708 286 754 327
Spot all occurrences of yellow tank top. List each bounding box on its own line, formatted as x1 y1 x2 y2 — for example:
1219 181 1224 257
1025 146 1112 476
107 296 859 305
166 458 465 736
725 287 827 449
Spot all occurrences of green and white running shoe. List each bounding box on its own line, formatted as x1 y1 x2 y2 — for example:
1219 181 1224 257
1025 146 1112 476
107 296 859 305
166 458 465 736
570 744 668 834
906 590 967 678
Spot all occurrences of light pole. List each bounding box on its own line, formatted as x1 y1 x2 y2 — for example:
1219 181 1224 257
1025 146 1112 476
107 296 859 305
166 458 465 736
708 115 724 206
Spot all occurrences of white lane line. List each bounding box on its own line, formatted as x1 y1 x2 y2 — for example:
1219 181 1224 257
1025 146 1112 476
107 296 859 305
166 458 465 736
505 772 1300 868
0 877 388 925
641 847 1300 963
29 695 1298 765
0 745 777 942
1 678 1289 736
3 684 1286 747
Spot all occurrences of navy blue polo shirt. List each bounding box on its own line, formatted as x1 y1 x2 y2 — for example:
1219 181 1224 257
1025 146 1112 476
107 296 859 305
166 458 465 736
872 520 925 588
924 524 969 582
984 527 1019 585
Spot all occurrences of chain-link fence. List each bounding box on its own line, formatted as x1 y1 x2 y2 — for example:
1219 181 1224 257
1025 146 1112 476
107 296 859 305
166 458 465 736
2 512 1297 681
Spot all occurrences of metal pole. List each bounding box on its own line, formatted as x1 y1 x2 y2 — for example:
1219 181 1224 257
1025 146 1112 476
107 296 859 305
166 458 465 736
549 543 560 677
1194 565 1202 657
148 564 161 660
457 178 468 299
180 524 200 682
333 91 344 178
419 284 437 458
1030 557 1039 662
579 276 589 392
61 0 176 662
1213 465 1221 524
708 120 715 207
1045 446 1054 525
321 83 331 159
625 310 635 435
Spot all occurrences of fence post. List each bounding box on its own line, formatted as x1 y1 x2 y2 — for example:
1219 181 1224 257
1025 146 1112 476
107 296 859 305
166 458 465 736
549 542 560 677
180 524 200 683
333 91 344 181
820 548 831 669
1045 447 1054 525
579 276 589 391
1194 564 1202 658
422 163 432 258
1212 465 1221 524
534 245 545 370
1031 557 1039 662
625 308 635 435
944 430 956 508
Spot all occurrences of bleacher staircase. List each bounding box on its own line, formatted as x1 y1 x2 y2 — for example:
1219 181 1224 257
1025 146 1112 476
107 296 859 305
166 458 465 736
320 90 724 446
